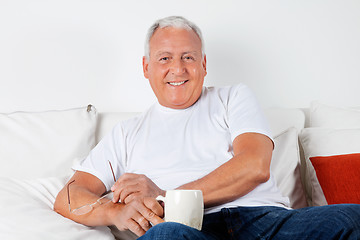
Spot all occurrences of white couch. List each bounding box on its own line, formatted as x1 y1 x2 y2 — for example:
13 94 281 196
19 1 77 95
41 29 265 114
1 102 359 240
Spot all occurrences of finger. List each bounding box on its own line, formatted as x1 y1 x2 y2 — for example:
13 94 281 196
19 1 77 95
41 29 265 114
112 185 131 203
114 184 141 203
111 173 136 192
126 218 146 237
139 198 165 225
144 197 164 217
111 182 132 203
111 177 123 202
112 187 122 203
111 174 140 202
120 184 140 203
129 203 152 233
112 173 160 204
145 211 164 226
135 216 151 232
124 192 144 204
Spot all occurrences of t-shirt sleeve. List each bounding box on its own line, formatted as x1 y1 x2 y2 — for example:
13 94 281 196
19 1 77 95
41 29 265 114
227 84 273 143
72 123 126 191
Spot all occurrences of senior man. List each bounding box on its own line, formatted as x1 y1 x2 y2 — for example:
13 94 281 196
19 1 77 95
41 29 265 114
55 16 360 239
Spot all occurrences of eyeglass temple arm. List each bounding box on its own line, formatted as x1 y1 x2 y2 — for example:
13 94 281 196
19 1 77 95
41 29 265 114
108 160 116 182
67 180 76 212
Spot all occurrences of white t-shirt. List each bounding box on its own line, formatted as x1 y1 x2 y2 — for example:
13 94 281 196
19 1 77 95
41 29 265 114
73 84 290 214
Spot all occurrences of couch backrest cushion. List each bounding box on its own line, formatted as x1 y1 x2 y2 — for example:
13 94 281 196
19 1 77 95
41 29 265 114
264 108 305 136
96 112 140 143
310 101 360 128
0 106 97 179
271 127 307 208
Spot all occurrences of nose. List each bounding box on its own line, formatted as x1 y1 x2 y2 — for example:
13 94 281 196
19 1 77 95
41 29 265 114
169 59 185 75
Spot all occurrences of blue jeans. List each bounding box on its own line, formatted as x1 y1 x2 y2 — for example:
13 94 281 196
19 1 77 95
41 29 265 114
139 204 360 239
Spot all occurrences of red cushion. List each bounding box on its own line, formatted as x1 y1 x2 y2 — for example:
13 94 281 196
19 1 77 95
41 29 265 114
310 153 360 205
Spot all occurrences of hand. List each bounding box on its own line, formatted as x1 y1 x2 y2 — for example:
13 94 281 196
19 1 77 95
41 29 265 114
111 173 165 204
111 197 164 237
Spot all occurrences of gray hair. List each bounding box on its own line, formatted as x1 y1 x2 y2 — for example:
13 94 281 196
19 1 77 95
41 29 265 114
144 16 205 59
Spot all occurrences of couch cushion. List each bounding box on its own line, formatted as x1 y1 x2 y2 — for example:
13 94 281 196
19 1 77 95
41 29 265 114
271 127 307 209
96 112 140 143
299 128 360 206
264 108 305 137
310 101 360 128
0 106 97 179
310 153 360 205
0 176 115 240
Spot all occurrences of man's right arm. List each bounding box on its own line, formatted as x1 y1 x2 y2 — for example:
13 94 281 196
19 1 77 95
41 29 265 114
53 171 164 237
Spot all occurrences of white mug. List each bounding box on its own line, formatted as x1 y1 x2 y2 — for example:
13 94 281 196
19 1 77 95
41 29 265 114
156 190 204 230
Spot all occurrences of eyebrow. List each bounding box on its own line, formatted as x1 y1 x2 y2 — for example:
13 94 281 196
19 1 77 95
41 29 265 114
154 51 199 58
155 51 172 58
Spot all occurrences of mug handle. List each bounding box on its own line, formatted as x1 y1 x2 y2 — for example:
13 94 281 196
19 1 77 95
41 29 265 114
156 195 166 202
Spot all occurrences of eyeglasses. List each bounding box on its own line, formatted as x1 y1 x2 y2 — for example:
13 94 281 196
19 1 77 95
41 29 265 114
67 160 116 215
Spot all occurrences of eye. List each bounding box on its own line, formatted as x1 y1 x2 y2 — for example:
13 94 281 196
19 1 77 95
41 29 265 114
159 57 170 62
183 55 195 61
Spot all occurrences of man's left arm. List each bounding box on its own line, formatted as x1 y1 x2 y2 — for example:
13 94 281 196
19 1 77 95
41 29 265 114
177 132 273 208
111 132 273 208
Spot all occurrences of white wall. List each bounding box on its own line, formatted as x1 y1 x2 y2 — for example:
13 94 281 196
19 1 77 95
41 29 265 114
1 0 359 113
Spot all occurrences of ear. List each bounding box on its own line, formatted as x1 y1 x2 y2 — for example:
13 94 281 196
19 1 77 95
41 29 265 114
142 56 149 79
202 54 207 77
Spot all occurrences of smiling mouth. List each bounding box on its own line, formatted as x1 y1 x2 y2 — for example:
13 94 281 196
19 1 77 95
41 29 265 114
167 80 189 86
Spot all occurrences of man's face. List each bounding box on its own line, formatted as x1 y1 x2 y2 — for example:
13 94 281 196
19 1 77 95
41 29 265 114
143 27 207 109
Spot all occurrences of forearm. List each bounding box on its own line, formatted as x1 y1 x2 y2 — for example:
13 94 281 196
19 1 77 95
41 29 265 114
54 173 165 237
54 184 119 227
177 155 269 207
